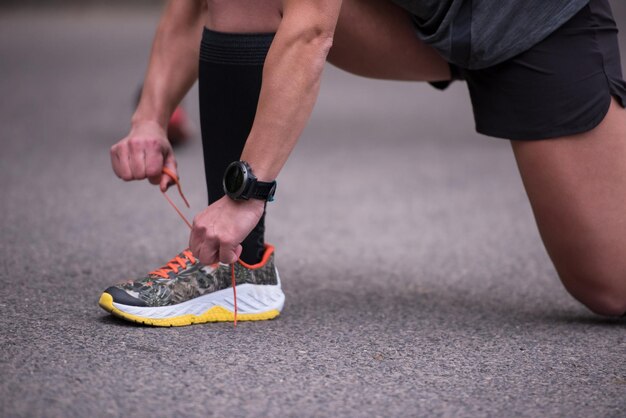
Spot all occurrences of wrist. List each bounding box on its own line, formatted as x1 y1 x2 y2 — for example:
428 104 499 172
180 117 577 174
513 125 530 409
227 196 266 217
240 151 276 182
239 196 266 210
246 165 275 182
131 116 166 130
131 106 170 130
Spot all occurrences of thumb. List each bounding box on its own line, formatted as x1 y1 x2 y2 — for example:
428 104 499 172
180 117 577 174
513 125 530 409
219 243 242 265
160 152 178 192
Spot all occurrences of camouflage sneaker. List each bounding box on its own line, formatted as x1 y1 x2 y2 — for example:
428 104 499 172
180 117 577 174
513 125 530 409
98 244 284 326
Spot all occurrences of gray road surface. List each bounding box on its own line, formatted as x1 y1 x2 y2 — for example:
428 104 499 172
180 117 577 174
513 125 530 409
1 5 625 418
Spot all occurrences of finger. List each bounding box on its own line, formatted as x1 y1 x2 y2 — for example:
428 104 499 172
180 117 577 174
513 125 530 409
145 143 164 179
160 152 177 192
219 242 240 265
128 141 147 180
110 146 122 178
111 143 132 181
189 222 213 258
189 224 202 256
146 147 163 186
198 245 218 266
233 244 243 261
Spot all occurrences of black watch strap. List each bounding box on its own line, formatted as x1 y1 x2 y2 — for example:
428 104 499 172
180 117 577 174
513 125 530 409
251 180 277 202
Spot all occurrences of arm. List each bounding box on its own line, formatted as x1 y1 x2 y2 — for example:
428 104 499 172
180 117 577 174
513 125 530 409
190 0 342 264
240 1 342 181
111 0 206 191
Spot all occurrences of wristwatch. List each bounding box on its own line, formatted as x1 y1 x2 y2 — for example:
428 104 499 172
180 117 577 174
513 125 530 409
223 161 277 202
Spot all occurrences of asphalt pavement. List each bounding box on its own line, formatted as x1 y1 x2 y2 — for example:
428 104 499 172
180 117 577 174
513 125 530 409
1 5 625 418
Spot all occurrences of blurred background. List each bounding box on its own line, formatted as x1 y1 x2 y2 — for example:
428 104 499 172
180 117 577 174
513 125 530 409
1 2 625 417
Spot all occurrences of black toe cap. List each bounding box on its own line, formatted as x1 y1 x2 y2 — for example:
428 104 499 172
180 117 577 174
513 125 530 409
104 287 147 307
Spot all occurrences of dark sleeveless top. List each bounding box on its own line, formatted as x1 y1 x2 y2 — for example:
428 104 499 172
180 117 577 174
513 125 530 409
391 0 590 69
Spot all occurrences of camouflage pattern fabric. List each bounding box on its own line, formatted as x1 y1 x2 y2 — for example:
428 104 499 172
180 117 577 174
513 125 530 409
112 250 278 307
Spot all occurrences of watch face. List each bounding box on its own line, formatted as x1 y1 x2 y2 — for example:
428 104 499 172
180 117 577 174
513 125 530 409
225 163 245 195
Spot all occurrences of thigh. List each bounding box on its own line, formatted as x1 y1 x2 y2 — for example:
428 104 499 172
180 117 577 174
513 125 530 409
327 0 450 81
511 99 626 313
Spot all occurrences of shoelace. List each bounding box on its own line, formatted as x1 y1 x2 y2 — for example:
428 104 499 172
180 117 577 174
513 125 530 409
149 250 196 279
160 167 238 327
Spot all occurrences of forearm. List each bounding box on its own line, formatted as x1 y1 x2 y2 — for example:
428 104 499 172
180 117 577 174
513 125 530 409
133 0 206 129
240 4 340 181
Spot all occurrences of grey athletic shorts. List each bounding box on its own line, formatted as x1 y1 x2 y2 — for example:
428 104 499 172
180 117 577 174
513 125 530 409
427 0 626 140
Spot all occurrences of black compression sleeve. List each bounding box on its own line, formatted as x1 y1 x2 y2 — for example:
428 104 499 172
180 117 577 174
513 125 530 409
198 28 275 265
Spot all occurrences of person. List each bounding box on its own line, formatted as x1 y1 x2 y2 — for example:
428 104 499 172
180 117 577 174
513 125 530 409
99 0 626 326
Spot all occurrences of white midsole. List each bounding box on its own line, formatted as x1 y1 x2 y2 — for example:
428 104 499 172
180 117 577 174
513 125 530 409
113 271 284 319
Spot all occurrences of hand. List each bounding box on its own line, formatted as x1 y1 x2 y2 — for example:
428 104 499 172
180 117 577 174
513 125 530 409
190 196 265 265
110 120 177 191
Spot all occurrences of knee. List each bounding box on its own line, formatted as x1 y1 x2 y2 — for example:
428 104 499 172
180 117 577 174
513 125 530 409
559 267 626 317
206 0 282 33
575 289 626 317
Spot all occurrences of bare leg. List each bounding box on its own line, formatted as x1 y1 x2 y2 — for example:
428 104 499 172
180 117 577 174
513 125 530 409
205 0 449 80
328 0 450 81
512 99 626 316
205 0 282 32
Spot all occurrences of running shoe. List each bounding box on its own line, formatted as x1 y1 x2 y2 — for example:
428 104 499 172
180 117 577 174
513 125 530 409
99 244 284 326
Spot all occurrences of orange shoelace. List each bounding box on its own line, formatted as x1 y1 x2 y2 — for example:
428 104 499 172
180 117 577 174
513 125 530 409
149 250 196 279
161 167 192 229
160 167 238 327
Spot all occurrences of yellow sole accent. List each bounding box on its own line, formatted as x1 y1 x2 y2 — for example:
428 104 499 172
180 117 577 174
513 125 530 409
98 293 280 327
